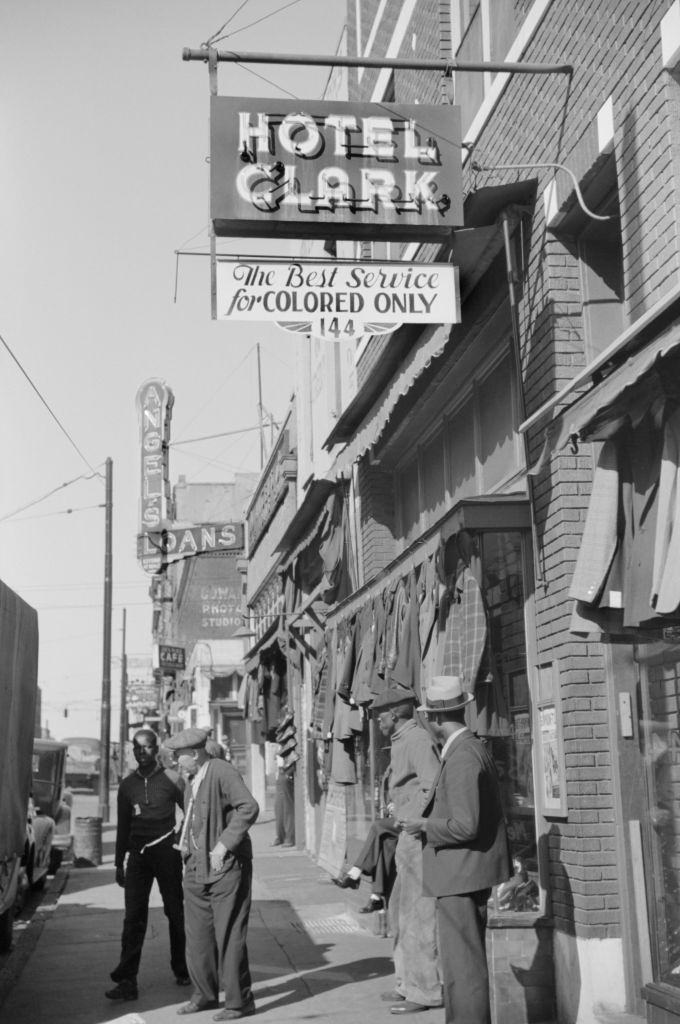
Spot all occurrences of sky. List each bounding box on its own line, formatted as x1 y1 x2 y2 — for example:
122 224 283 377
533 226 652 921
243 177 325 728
0 0 347 741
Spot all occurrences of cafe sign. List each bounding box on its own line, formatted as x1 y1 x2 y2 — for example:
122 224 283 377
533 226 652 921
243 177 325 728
211 97 463 241
216 259 460 340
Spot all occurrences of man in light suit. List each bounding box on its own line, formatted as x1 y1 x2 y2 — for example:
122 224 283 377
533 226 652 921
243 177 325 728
400 676 511 1024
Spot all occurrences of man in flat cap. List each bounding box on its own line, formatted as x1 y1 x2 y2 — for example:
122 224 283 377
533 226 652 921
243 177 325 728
400 676 512 1024
367 686 442 1015
165 727 259 1021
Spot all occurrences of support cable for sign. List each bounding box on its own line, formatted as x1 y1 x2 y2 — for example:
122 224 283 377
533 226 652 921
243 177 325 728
208 0 304 46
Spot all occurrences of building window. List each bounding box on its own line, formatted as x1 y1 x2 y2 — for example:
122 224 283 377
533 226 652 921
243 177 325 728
450 0 527 135
576 190 624 362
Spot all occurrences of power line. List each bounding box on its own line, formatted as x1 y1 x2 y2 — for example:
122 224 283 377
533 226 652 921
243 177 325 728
0 471 103 523
0 331 102 478
172 344 256 440
8 503 105 522
169 423 268 447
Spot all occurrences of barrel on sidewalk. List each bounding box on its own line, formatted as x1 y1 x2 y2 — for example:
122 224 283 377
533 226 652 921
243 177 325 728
73 816 103 867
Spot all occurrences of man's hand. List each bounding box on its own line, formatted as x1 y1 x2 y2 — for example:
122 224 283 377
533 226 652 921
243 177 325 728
115 866 126 888
398 817 427 836
210 841 228 872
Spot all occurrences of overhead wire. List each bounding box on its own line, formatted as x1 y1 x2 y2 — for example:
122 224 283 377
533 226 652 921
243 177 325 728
0 331 102 478
0 470 104 523
170 423 268 447
8 503 105 522
172 343 256 440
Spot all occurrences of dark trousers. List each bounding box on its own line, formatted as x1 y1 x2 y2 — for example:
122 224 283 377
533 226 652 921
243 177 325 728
355 818 399 900
274 771 295 844
436 888 492 1024
111 840 187 983
183 855 253 1009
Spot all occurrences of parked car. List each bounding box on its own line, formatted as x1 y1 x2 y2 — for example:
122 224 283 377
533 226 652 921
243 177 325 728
32 738 73 873
23 795 54 891
63 736 100 791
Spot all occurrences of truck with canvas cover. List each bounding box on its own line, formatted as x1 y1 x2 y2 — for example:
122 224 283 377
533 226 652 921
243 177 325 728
0 579 38 951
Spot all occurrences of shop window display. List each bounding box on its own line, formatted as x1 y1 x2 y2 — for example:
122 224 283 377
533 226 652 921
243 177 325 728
475 531 539 914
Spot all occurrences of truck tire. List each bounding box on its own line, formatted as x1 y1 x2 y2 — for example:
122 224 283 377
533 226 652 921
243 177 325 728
0 908 13 953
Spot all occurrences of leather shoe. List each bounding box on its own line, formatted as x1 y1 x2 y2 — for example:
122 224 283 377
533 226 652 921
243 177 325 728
381 991 405 1002
177 1000 219 1015
332 873 360 889
390 1001 432 1014
359 897 384 913
213 1002 255 1020
105 981 138 1001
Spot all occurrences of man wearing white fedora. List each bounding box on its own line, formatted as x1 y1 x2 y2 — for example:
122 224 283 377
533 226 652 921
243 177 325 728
399 676 511 1024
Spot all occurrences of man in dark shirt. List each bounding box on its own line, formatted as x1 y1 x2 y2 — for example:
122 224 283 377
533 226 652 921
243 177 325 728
105 728 189 1001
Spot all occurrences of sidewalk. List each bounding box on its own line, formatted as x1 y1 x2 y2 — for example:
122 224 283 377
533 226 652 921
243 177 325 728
0 813 438 1024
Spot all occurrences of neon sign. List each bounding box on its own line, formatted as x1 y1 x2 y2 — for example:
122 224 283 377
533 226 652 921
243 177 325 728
211 98 463 240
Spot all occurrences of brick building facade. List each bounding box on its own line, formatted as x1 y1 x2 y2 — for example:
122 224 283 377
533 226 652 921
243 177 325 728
233 2 680 1022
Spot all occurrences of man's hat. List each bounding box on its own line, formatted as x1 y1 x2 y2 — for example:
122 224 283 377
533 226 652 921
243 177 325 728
370 685 417 713
164 727 209 751
417 676 474 713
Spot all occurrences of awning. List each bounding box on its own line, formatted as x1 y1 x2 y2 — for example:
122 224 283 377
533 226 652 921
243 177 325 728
328 321 452 479
324 180 537 453
274 478 335 562
531 316 680 464
520 280 680 440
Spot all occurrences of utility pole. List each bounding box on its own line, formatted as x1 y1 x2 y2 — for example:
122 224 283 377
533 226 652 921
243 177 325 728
118 607 127 778
98 457 113 822
256 342 264 470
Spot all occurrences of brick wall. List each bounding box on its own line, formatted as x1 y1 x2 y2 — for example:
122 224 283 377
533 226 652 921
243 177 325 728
346 0 680 947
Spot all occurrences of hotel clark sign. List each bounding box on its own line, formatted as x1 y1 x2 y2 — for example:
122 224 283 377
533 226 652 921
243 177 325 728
216 258 460 339
211 97 463 241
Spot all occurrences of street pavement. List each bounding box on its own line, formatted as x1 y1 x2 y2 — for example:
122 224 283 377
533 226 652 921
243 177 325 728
0 792 438 1024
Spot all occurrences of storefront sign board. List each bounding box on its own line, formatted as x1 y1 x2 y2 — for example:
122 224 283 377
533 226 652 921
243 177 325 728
316 781 348 878
137 521 245 573
216 259 460 340
211 97 463 241
136 379 174 573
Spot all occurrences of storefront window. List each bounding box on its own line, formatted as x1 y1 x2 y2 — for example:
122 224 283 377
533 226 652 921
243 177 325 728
479 531 540 914
641 646 680 985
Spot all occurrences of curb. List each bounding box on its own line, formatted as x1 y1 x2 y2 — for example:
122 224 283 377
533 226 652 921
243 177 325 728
0 865 70 1013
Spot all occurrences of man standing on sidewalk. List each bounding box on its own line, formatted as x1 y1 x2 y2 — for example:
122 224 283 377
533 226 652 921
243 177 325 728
400 676 512 1024
106 728 189 1002
165 727 259 1021
370 686 442 1015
